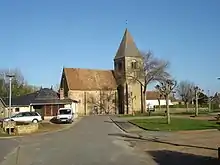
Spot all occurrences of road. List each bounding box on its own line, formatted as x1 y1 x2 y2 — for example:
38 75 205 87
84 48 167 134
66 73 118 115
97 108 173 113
0 139 19 163
0 116 152 165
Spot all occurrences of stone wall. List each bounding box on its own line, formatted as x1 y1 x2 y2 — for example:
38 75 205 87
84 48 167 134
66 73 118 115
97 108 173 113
15 123 39 134
68 90 117 116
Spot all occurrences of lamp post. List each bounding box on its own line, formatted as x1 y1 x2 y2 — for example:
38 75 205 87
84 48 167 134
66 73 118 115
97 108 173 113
6 73 15 134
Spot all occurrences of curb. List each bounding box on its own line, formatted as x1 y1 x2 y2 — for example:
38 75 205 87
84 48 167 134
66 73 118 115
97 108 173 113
128 121 161 132
109 117 143 139
0 135 23 140
128 121 220 133
0 117 82 139
109 117 128 133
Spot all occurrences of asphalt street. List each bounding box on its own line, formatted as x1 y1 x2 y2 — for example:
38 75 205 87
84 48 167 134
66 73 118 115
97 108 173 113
0 116 152 165
0 139 19 163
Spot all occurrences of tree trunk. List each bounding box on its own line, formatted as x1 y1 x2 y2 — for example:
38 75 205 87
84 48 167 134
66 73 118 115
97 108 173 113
195 90 199 116
186 102 189 112
208 99 211 112
158 99 161 111
166 94 171 124
141 85 145 113
142 84 147 113
140 84 143 113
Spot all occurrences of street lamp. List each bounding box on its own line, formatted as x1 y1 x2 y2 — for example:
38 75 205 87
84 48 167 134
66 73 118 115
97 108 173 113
6 73 15 134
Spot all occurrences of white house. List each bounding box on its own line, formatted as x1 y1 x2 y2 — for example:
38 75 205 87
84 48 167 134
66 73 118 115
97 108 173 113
146 91 173 110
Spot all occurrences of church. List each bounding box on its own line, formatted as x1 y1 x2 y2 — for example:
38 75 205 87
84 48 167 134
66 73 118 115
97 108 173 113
59 29 145 116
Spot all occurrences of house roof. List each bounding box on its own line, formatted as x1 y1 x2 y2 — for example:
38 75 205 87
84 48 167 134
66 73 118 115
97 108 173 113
0 97 6 107
63 68 117 90
2 88 77 107
35 88 59 100
146 91 177 101
146 91 165 100
114 28 142 60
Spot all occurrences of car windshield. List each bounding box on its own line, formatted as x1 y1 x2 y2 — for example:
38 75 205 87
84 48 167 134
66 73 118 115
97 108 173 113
59 109 72 115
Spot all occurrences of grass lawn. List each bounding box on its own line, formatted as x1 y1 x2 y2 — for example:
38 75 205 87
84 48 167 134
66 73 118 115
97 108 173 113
118 109 220 118
37 123 66 133
129 117 220 131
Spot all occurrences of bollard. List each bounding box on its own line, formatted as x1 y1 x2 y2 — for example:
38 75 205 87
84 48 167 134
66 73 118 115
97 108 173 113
218 147 220 159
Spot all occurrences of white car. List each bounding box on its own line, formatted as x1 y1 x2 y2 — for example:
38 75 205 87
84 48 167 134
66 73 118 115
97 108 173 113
56 108 74 123
4 112 42 123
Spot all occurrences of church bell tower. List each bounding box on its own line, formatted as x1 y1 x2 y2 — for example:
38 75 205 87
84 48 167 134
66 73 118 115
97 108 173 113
114 29 144 114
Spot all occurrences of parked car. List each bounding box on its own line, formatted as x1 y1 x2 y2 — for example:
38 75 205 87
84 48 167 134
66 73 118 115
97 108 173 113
56 108 74 123
3 112 42 123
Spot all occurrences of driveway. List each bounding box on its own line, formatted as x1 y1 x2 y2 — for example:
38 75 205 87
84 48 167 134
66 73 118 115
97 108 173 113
0 116 152 165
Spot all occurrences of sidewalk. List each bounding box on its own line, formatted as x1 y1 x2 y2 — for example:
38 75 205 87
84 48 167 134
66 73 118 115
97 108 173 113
110 116 175 141
110 116 220 159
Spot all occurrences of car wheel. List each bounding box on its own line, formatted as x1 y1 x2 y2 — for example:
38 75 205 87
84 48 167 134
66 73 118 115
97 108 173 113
32 119 38 123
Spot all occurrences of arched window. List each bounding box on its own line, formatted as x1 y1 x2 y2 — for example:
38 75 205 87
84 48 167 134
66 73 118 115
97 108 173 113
131 60 137 69
117 61 122 71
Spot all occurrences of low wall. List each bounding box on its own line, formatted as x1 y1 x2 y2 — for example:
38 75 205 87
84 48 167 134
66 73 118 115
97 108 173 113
15 123 39 134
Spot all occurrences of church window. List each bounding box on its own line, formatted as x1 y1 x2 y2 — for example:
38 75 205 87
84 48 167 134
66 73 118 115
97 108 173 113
131 60 137 69
118 62 122 71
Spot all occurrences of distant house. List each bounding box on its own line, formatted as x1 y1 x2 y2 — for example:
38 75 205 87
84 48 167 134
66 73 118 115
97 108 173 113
2 88 78 119
146 91 173 109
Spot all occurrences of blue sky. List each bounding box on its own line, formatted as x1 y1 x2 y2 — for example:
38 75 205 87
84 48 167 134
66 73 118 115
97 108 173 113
0 0 220 94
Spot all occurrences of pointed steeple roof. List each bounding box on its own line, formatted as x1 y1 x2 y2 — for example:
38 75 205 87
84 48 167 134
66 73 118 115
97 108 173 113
114 29 142 60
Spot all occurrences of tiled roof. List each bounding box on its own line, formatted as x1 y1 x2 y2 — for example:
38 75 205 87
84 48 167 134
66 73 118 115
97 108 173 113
146 91 165 100
114 28 142 60
63 68 117 90
2 88 76 106
35 88 59 100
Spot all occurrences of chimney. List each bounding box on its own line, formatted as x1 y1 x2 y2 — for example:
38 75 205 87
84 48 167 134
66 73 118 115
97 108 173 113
60 88 64 100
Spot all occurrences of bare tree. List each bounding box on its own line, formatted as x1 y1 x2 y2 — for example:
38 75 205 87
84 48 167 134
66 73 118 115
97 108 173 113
155 79 177 124
0 68 37 97
176 81 194 111
132 51 170 113
157 94 163 111
193 86 204 116
53 84 60 92
87 89 117 115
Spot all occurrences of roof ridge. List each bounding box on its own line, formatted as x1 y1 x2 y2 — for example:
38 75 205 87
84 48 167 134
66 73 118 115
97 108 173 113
63 68 117 90
64 68 113 72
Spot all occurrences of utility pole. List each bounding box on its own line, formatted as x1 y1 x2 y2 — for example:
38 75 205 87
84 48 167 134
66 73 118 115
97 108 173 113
6 72 15 134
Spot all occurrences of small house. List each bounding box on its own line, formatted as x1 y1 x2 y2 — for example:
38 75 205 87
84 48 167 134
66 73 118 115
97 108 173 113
2 87 78 119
